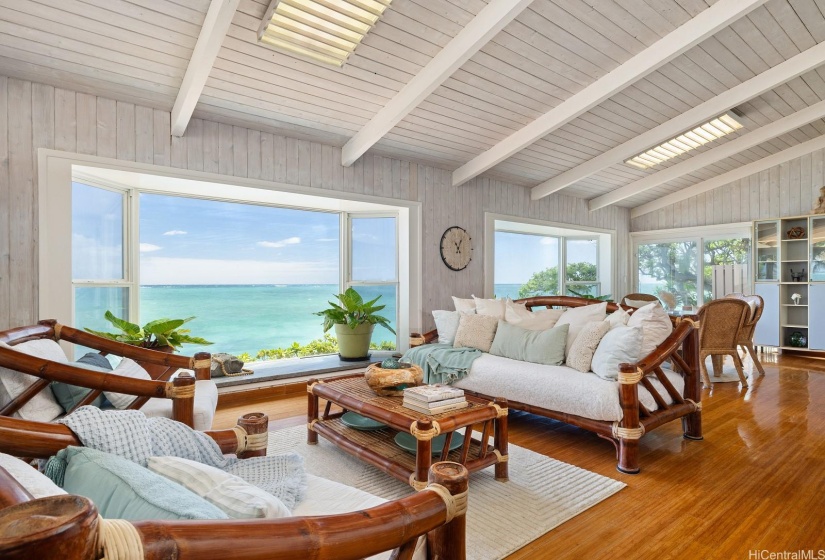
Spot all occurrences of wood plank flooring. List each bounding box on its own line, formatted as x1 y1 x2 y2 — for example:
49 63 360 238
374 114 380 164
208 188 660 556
213 353 825 559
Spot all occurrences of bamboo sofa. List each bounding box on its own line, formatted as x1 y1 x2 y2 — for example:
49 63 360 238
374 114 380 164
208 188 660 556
422 296 703 474
0 412 468 560
0 320 217 430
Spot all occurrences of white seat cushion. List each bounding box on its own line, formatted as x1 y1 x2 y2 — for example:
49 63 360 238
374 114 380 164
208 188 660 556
0 452 66 498
139 379 218 431
294 474 426 560
0 340 66 422
453 353 684 422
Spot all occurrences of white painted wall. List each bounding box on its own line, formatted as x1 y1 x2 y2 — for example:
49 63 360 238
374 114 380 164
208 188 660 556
0 76 631 332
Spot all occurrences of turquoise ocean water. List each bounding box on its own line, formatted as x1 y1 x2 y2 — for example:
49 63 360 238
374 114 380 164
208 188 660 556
77 284 521 357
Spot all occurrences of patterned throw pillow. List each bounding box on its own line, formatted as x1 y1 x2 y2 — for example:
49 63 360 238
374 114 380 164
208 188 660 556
104 358 153 409
566 321 610 373
148 456 291 519
453 314 500 353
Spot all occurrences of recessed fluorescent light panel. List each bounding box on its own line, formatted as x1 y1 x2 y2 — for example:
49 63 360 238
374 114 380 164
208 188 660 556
258 0 392 66
624 111 745 170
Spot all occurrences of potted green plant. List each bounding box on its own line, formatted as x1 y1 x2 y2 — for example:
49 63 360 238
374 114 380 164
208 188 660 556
85 311 213 351
315 288 395 361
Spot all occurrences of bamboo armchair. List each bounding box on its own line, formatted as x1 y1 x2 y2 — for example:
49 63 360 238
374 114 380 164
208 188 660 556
697 299 751 387
422 296 702 474
724 293 767 376
0 412 468 560
0 319 212 428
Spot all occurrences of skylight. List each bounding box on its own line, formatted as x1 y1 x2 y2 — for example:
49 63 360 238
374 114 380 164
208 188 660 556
624 111 745 170
258 0 392 67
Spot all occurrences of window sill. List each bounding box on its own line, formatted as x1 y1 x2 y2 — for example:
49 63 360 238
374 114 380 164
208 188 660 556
213 351 398 391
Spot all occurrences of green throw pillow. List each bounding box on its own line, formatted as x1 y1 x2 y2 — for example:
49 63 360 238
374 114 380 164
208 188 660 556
60 447 228 521
51 353 111 412
489 321 568 366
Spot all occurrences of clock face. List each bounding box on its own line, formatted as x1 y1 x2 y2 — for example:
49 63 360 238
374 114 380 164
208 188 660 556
440 226 472 271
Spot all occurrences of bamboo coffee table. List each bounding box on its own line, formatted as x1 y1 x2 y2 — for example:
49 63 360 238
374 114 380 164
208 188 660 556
307 374 509 489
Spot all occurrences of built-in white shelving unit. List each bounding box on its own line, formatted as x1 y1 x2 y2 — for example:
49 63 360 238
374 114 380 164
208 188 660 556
753 214 825 352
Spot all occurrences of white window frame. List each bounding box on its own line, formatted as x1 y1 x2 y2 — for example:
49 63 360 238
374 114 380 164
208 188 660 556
38 150 419 356
630 222 752 308
483 213 615 298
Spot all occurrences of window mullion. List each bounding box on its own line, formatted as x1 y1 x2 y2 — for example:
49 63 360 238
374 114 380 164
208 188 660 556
128 188 140 323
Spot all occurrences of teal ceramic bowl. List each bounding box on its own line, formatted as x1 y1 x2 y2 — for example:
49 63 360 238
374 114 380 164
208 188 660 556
394 431 465 455
341 411 387 431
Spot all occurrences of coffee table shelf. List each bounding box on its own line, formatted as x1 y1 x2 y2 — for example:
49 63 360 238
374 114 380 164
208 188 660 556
308 374 509 489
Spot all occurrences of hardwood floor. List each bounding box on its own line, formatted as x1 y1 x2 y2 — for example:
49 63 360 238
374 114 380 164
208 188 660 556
213 353 825 559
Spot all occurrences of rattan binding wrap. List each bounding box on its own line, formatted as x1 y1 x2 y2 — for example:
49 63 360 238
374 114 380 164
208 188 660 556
164 383 195 399
232 426 269 454
409 333 426 347
98 518 143 560
421 484 468 522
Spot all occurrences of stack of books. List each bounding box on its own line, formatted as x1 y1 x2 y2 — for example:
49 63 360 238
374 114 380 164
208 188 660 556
402 385 468 414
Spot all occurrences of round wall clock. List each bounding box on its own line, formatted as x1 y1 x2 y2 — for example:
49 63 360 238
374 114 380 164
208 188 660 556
440 226 472 271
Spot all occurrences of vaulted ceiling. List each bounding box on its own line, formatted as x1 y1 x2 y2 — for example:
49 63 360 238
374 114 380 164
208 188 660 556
2 0 825 217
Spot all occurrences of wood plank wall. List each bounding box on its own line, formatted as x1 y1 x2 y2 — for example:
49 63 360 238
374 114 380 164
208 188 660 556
0 76 630 332
630 149 825 231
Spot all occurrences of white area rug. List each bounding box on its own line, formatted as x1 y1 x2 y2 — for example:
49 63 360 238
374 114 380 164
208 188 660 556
268 425 625 560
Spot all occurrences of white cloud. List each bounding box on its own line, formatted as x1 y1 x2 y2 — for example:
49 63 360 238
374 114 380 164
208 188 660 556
163 230 188 236
139 243 162 253
141 256 338 285
257 237 301 249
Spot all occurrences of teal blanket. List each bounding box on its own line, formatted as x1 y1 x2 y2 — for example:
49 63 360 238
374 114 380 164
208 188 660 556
401 344 482 385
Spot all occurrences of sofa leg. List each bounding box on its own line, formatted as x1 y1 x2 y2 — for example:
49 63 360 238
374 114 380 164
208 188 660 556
683 411 703 440
616 439 640 474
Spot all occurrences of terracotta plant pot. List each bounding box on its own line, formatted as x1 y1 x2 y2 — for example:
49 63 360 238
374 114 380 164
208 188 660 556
140 343 175 379
334 323 374 360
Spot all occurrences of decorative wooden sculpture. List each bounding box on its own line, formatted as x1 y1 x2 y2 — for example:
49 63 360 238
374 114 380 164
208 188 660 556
787 226 805 239
421 295 702 475
814 186 825 214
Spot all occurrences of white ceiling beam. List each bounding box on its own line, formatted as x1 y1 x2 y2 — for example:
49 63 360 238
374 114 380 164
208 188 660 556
630 134 825 219
451 0 767 188
589 99 825 211
171 0 240 137
533 39 825 200
341 0 535 167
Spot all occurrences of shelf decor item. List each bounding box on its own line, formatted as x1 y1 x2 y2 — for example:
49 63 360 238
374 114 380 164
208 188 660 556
814 186 825 214
364 362 424 396
789 331 807 348
787 226 805 239
791 293 802 305
790 268 806 282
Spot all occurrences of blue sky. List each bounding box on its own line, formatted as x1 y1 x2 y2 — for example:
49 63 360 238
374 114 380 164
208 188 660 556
494 232 598 284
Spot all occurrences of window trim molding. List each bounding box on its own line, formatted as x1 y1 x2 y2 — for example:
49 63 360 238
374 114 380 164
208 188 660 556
38 149 421 353
483 212 616 299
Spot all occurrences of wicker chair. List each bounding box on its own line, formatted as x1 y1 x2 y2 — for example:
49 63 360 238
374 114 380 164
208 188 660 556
621 293 660 307
724 293 766 376
697 299 751 387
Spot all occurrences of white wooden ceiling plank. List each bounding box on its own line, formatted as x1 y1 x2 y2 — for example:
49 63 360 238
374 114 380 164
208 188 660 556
381 129 483 159
0 54 177 109
728 13 785 68
641 70 705 106
427 87 534 127
575 107 651 140
354 34 431 71
686 41 751 87
395 115 505 151
170 0 212 12
221 29 405 95
202 81 371 127
655 59 718 101
712 26 770 75
454 0 765 187
766 0 817 51
673 0 713 17
531 1 636 61
120 0 208 24
440 80 541 121
621 80 691 113
548 0 646 53
581 0 664 46
76 0 203 36
614 0 679 35
422 93 528 132
601 92 673 127
783 74 824 105
467 49 580 103
800 68 825 99
640 0 697 26
2 0 193 61
631 133 825 217
0 32 183 86
746 3 800 59
171 0 240 137
790 0 825 42
532 40 825 199
449 64 562 113
589 98 825 209
478 38 586 94
415 99 518 138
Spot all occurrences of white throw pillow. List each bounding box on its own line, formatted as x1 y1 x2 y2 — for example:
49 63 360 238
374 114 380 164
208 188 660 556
0 340 66 422
104 358 153 409
624 297 657 308
604 307 631 330
591 326 644 380
453 314 499 353
627 302 674 358
432 309 475 345
452 296 476 313
566 321 610 373
0 452 66 498
473 296 507 319
504 300 565 331
555 302 608 357
148 456 291 519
